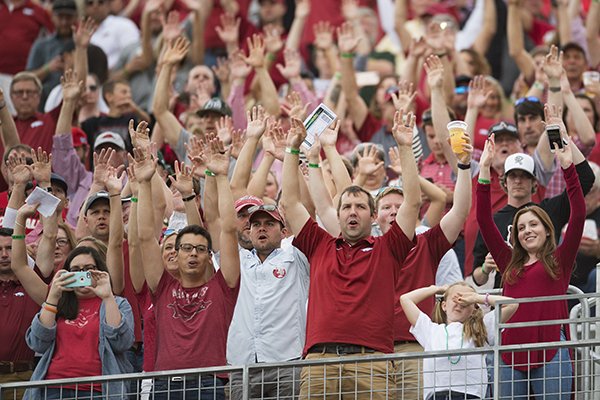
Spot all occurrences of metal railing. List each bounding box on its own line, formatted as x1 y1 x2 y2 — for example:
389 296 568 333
2 289 600 399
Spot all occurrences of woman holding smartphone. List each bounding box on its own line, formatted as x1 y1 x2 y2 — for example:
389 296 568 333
476 107 585 399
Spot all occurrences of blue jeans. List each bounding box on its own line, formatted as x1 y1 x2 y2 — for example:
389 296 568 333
499 338 572 399
153 376 226 400
44 388 104 399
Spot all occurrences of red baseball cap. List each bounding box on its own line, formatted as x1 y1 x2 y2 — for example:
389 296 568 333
249 204 285 225
234 195 264 213
72 127 88 148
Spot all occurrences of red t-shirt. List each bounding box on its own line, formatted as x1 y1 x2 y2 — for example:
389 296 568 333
292 219 416 354
354 112 383 142
0 279 40 362
152 270 239 371
394 225 452 341
473 115 500 151
5 107 62 159
45 297 103 393
0 0 53 74
135 284 156 372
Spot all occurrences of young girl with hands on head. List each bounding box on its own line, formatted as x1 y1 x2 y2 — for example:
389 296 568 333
400 282 518 400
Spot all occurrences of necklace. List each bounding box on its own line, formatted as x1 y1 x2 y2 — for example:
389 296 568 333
444 325 464 365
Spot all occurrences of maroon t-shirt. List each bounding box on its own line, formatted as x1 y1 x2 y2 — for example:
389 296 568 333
45 297 103 392
394 225 452 342
4 106 62 160
0 279 39 362
152 270 239 371
292 219 416 354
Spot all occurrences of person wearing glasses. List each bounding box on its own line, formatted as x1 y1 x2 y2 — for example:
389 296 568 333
227 203 309 399
281 112 420 398
134 137 239 400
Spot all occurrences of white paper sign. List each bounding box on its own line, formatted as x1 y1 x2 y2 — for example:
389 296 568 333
25 187 61 218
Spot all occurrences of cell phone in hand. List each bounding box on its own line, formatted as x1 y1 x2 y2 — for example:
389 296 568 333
546 124 564 153
65 271 92 288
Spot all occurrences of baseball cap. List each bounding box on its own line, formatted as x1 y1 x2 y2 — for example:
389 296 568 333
197 98 232 118
84 191 110 214
52 0 77 15
50 173 68 194
489 121 519 140
234 195 263 213
504 153 535 178
561 42 586 59
94 131 126 151
72 127 88 148
248 204 285 225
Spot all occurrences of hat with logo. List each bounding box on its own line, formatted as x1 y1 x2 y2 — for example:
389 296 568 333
249 204 285 225
94 131 126 151
84 191 110 214
504 153 535 178
489 121 519 140
234 195 264 213
72 127 88 148
197 98 232 118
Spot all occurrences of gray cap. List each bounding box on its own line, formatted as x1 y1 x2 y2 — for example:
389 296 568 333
84 191 110 214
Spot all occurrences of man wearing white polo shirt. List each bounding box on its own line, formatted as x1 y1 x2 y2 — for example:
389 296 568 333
227 204 309 400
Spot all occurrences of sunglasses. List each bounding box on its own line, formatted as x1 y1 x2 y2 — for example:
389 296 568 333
454 86 469 95
514 96 541 106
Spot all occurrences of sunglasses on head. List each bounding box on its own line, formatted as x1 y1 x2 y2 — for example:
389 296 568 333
490 121 518 134
514 96 541 106
248 204 278 213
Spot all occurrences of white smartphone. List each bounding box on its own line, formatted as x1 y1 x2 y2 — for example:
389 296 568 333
302 103 337 149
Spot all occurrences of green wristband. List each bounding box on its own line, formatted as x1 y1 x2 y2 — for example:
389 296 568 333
266 53 276 61
205 169 216 177
308 163 320 168
478 178 491 184
341 52 355 59
285 147 300 155
481 264 489 274
130 197 138 203
12 234 25 240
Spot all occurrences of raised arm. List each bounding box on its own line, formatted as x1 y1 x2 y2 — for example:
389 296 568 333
561 73 596 147
280 118 312 235
471 0 497 56
391 110 420 240
454 291 519 323
320 119 353 195
72 18 96 92
400 285 446 326
204 136 239 287
243 35 280 117
12 204 48 306
285 0 310 51
188 0 210 65
0 89 19 149
465 75 493 145
337 22 368 131
104 166 125 295
586 0 600 68
507 0 536 81
439 134 472 244
169 161 202 226
393 0 412 54
126 166 144 294
151 37 190 148
247 121 284 199
555 0 571 45
132 147 163 293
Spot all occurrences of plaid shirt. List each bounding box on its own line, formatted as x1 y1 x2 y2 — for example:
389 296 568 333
544 137 593 198
420 153 456 190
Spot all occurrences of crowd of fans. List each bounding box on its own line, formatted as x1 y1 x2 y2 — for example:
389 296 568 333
0 0 599 399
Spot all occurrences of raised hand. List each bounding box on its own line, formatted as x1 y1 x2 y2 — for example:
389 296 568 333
243 34 266 69
390 80 416 112
341 0 359 21
228 128 245 160
229 50 252 81
454 291 479 306
89 270 113 299
162 36 190 66
61 69 84 101
131 146 157 182
7 153 33 186
281 92 310 120
126 164 139 197
286 117 307 149
92 148 115 186
215 115 233 143
17 202 40 220
184 135 208 173
161 11 183 42
215 12 240 45
391 109 416 147
168 160 196 196
263 121 287 161
313 21 334 50
263 24 284 55
129 119 150 151
388 146 402 175
408 36 429 59
275 48 302 81
46 270 76 304
542 45 563 82
480 134 495 170
73 17 97 48
30 147 52 186
543 103 567 133
144 0 165 13
245 105 267 139
295 0 310 19
424 54 444 89
356 145 385 176
104 165 125 195
204 136 230 176
544 103 573 168
467 75 493 109
336 22 361 54
319 119 341 148
212 57 230 85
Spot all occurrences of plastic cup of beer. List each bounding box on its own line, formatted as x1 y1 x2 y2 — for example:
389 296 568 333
583 71 600 87
447 121 468 154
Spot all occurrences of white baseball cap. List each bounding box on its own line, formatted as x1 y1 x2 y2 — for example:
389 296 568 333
94 131 126 150
504 153 535 177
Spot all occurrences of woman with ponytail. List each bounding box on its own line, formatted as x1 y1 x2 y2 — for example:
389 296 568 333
400 282 518 400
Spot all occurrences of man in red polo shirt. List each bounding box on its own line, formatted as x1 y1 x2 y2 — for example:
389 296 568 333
0 228 39 399
280 114 420 399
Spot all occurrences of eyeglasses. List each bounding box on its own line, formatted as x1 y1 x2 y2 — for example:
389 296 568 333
248 204 278 213
514 96 541 106
70 264 97 272
178 243 210 254
87 85 98 92
11 89 40 98
56 238 70 248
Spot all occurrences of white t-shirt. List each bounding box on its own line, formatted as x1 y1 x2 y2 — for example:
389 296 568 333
410 311 496 399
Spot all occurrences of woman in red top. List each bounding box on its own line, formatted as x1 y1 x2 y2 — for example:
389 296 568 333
475 108 585 399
